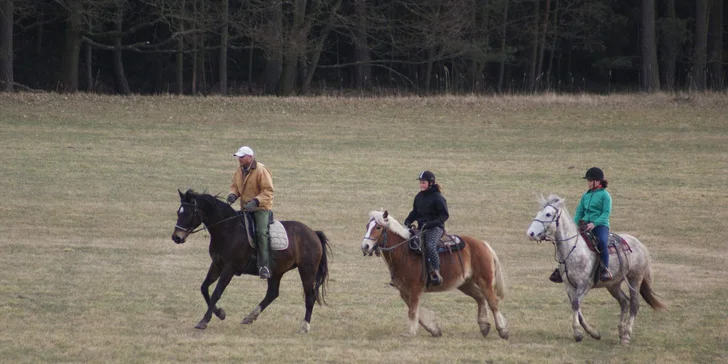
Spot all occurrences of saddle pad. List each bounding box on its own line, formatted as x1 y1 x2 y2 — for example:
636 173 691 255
581 232 631 255
243 214 289 251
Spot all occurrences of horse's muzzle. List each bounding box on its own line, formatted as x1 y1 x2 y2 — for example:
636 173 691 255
171 233 187 244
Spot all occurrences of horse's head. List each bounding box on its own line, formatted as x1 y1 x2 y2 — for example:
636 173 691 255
171 189 204 244
361 210 410 256
527 194 565 242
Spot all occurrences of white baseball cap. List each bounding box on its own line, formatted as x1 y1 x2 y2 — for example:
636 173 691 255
233 146 254 157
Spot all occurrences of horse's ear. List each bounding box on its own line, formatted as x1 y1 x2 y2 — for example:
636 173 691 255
383 210 389 219
178 189 184 199
549 194 563 206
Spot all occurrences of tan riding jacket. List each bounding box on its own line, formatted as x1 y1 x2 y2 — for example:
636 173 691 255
229 159 274 210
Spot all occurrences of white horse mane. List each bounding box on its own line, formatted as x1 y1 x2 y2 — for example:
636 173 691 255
368 210 411 239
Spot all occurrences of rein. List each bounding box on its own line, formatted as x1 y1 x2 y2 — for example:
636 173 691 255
176 201 240 235
363 220 420 254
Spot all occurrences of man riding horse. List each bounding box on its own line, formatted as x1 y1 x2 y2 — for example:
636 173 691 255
227 146 274 279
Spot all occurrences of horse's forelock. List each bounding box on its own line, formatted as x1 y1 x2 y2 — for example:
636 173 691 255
539 194 564 209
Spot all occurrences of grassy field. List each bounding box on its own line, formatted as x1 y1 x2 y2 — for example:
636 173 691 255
0 93 726 363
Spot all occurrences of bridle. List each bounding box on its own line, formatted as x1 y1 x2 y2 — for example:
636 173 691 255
362 218 413 254
532 204 580 262
175 200 240 236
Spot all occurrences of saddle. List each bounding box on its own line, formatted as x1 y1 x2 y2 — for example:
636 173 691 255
408 229 465 255
238 211 290 251
579 229 632 255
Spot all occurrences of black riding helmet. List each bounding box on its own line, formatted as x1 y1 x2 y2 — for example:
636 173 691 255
417 170 436 184
583 167 604 181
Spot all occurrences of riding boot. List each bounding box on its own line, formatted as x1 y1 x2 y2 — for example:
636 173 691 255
549 268 563 283
253 210 271 279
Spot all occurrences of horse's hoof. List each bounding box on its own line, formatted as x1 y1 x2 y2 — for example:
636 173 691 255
431 329 442 337
621 337 631 345
574 333 583 342
241 317 254 325
297 321 310 334
215 308 226 320
400 331 416 337
480 324 491 338
194 321 207 330
592 332 601 340
498 329 509 340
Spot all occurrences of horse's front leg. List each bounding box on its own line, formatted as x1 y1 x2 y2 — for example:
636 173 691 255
622 283 641 345
199 262 226 324
398 290 423 337
241 276 281 325
195 268 235 330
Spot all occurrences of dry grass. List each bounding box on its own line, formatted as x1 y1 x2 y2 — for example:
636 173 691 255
0 92 726 363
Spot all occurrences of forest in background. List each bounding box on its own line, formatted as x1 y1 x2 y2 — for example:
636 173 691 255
0 0 725 95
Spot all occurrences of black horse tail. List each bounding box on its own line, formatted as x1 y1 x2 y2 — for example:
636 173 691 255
314 230 331 306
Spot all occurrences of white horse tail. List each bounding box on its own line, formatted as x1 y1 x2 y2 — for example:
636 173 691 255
640 258 668 311
485 241 506 300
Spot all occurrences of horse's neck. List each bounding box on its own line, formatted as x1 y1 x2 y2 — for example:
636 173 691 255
554 216 591 261
380 230 408 271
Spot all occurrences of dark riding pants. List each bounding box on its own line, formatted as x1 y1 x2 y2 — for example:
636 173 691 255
423 227 444 272
593 225 609 269
252 210 271 270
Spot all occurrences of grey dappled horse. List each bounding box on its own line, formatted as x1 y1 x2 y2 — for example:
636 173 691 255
527 194 666 344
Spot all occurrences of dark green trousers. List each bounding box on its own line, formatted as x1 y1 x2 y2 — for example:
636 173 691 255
252 210 271 270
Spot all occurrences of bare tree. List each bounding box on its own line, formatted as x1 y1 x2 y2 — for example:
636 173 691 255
219 0 228 94
708 0 723 89
112 1 131 94
497 0 509 92
0 0 13 91
528 0 540 92
640 0 659 92
659 0 679 91
691 0 709 91
354 0 371 90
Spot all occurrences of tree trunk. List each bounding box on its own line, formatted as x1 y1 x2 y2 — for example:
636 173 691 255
113 2 130 95
640 0 660 92
264 1 283 95
279 0 306 96
176 0 186 94
660 0 677 91
302 0 342 94
708 0 723 90
528 0 540 92
354 0 371 90
84 39 92 91
0 0 13 91
691 0 709 91
546 0 560 88
498 0 509 92
60 7 82 92
536 0 550 85
219 0 228 94
425 47 434 94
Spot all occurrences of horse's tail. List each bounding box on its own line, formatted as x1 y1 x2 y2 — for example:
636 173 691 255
640 259 668 311
314 230 331 306
485 242 506 300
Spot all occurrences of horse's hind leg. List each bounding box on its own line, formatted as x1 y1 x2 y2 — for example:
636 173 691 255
622 278 642 345
606 284 630 342
482 282 509 340
297 267 317 334
458 281 491 338
241 276 281 325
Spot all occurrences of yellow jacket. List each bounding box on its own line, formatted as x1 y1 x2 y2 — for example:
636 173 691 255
229 159 274 210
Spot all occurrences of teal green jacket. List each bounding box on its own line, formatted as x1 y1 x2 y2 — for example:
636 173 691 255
573 188 612 228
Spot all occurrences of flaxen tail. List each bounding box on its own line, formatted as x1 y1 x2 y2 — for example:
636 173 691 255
640 259 667 311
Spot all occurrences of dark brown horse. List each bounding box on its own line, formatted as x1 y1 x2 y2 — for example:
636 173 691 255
360 210 509 339
171 189 330 333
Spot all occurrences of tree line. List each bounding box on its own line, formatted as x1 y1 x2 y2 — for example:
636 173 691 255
0 0 724 95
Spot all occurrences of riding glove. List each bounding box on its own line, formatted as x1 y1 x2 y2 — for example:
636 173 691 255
227 193 237 204
244 199 258 212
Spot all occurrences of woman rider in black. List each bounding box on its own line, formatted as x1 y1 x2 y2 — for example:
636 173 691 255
404 171 449 285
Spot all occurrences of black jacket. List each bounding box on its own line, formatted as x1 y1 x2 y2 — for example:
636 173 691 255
403 185 449 230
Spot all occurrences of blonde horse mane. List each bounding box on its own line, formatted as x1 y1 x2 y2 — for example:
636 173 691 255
368 210 411 239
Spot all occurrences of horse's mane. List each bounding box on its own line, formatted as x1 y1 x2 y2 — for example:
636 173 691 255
368 210 411 239
184 189 236 215
538 194 574 227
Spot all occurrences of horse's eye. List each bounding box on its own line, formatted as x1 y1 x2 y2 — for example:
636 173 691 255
546 213 552 217
375 226 382 230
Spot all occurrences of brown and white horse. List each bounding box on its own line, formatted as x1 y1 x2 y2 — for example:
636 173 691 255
361 210 509 339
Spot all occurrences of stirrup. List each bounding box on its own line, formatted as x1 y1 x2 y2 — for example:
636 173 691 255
599 268 612 281
259 266 271 279
429 270 442 285
549 268 563 283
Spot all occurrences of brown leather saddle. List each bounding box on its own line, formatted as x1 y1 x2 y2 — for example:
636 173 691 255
580 230 632 255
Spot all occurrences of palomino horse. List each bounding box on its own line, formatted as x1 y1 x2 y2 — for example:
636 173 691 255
527 194 667 344
361 210 509 339
171 189 330 333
